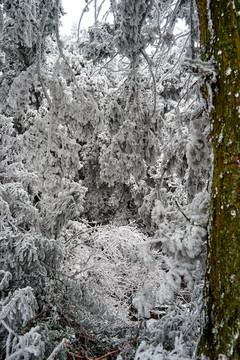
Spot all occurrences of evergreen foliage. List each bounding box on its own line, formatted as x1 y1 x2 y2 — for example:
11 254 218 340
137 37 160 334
0 0 219 358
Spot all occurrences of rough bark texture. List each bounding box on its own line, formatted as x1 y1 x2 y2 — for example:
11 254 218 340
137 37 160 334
196 0 240 359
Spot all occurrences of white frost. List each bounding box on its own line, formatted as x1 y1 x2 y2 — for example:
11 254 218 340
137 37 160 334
218 130 224 143
231 210 236 218
226 68 232 76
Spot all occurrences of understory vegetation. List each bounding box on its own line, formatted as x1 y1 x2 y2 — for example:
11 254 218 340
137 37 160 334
0 0 215 359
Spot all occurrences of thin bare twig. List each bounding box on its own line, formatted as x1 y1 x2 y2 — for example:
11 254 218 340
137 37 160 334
95 349 120 360
175 200 205 228
69 352 91 360
26 308 49 326
57 309 72 328
83 333 110 352
175 200 192 223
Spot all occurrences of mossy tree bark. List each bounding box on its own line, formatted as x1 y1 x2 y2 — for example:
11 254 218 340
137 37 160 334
196 1 240 359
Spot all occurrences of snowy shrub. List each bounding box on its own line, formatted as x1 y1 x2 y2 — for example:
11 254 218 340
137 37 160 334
7 66 38 114
63 222 164 324
0 284 45 359
132 281 203 358
133 340 191 360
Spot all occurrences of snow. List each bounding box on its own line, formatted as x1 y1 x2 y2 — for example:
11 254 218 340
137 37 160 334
226 68 232 76
218 130 223 143
2 0 236 358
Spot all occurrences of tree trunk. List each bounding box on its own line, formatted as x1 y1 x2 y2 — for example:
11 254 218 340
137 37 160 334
195 1 240 359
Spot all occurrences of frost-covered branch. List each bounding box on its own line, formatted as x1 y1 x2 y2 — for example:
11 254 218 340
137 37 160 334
0 270 12 290
77 0 94 40
1 319 18 336
0 287 32 321
0 0 3 35
91 53 118 77
141 49 156 117
37 3 52 108
183 58 216 78
46 338 68 360
55 0 99 110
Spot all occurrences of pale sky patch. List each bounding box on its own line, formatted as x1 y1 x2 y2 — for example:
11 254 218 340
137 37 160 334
60 0 111 36
60 0 94 35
